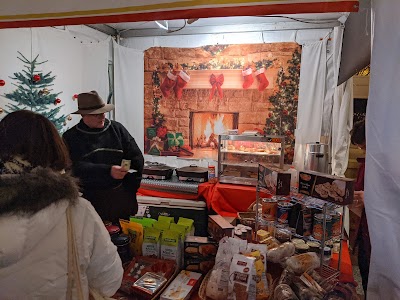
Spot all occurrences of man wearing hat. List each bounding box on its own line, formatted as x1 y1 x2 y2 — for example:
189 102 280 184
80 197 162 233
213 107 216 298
63 91 144 223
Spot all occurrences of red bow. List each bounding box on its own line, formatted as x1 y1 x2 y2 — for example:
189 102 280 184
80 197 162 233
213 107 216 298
209 74 224 101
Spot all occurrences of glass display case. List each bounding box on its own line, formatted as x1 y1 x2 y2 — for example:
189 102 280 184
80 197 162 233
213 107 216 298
218 134 285 186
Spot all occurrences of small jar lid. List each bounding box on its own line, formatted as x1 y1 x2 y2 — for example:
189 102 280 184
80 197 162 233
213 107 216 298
106 225 120 235
291 238 305 245
295 243 310 253
324 246 332 255
111 234 130 246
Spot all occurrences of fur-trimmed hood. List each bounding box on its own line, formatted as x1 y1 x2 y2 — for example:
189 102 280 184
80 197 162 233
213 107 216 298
0 168 80 268
0 167 79 216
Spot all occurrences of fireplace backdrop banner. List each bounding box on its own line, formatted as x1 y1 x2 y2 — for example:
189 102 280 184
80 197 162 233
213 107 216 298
144 43 301 162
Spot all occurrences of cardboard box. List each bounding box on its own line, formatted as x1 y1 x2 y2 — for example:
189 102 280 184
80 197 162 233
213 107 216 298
258 163 291 195
183 257 215 274
298 170 354 205
207 215 234 242
160 270 202 300
184 236 218 258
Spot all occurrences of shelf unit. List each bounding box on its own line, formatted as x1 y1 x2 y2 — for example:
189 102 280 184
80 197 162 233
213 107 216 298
255 164 349 278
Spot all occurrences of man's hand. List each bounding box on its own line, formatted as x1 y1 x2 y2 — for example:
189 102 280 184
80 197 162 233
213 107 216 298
354 190 364 205
110 165 128 180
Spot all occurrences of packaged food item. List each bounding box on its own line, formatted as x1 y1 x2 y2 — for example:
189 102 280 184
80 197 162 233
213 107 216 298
298 171 354 205
273 284 299 300
206 237 245 300
158 215 175 224
184 236 218 258
330 211 342 238
247 249 269 300
160 230 181 265
208 215 235 241
261 198 278 221
266 242 295 263
275 226 292 243
290 277 322 300
277 202 294 225
228 254 257 300
278 269 295 286
142 227 161 258
132 272 167 299
306 241 321 253
120 256 176 295
256 229 270 241
312 214 332 241
178 217 195 235
153 221 171 232
258 164 291 195
295 243 310 254
184 257 215 274
286 252 320 274
291 238 305 246
260 236 280 250
130 217 157 228
160 270 202 300
120 219 144 256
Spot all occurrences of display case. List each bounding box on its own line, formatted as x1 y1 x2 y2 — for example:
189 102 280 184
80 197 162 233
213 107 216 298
217 134 285 186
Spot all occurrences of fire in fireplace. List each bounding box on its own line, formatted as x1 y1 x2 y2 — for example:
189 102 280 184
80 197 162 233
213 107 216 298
189 111 239 149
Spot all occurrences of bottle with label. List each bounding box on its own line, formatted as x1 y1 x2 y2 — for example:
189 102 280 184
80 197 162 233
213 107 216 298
208 165 217 183
288 165 298 193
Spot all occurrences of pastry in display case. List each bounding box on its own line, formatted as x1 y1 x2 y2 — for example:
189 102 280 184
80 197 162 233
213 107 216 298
218 134 285 186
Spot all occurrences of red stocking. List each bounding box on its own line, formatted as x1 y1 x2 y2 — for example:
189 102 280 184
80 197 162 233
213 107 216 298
255 68 269 92
242 67 254 89
174 70 190 100
160 71 177 98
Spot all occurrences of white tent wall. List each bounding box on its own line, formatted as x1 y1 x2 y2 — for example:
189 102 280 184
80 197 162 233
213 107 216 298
113 41 145 153
366 0 400 298
0 26 110 130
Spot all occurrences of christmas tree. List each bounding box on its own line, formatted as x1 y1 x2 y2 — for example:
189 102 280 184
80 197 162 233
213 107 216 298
264 49 301 163
4 51 67 132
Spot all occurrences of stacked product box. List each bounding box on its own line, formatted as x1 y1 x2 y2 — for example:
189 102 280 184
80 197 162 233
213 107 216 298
183 236 218 274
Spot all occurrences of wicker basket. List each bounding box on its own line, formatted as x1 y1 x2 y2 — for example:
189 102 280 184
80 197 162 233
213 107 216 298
198 270 213 300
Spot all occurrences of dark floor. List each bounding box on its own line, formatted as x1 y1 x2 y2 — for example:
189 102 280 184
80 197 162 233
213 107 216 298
350 247 365 300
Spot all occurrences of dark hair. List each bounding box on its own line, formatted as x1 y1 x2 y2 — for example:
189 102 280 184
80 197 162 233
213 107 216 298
351 119 366 146
0 110 70 170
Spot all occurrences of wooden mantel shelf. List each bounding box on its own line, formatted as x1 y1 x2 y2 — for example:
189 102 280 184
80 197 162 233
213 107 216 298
184 69 275 90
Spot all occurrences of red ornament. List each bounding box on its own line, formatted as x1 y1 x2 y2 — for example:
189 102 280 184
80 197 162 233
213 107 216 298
33 74 41 82
0 79 5 86
73 94 78 100
270 123 275 128
286 130 292 135
281 82 287 87
268 112 273 118
283 110 288 115
294 96 298 101
54 98 61 105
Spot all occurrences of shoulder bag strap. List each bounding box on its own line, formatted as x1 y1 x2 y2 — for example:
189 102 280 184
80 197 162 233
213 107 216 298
66 205 85 300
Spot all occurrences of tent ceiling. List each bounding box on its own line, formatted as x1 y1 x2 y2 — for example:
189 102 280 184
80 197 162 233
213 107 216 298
87 13 345 37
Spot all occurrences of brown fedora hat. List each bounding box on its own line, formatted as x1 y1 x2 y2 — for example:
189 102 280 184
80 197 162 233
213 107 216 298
72 91 114 114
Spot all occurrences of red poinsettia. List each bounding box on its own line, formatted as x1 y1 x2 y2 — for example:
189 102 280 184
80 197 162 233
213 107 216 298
156 126 167 138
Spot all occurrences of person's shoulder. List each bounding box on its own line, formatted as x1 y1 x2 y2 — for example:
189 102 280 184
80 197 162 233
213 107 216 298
62 124 78 138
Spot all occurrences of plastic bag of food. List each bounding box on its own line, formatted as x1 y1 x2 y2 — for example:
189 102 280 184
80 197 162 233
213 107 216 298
273 284 299 300
285 252 320 274
278 268 295 286
266 242 295 263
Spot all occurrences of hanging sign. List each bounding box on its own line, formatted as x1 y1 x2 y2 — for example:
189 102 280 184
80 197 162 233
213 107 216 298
0 0 359 29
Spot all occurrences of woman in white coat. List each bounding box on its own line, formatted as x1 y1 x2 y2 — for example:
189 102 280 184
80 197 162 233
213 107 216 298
0 110 123 299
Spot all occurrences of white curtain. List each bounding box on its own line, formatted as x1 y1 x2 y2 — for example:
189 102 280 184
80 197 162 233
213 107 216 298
366 1 400 298
113 41 144 153
293 38 328 171
0 27 110 129
326 26 354 177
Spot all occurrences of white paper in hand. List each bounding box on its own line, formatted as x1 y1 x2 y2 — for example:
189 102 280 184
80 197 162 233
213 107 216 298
121 159 131 171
